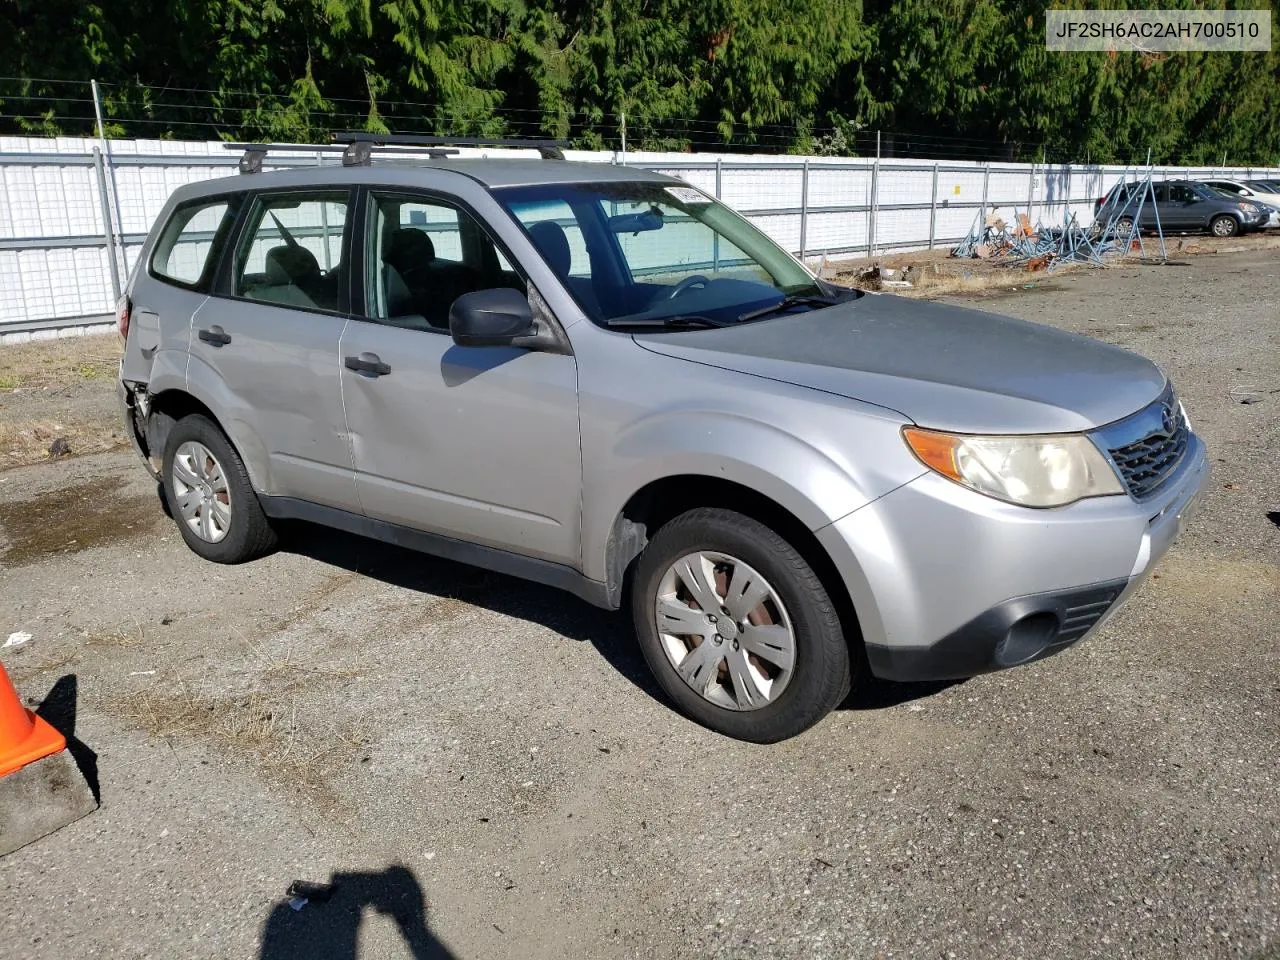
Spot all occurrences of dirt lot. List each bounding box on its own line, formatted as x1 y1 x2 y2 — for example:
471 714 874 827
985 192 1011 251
0 249 1278 960
0 333 126 469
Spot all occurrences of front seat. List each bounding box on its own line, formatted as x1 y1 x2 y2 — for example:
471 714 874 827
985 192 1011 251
527 220 601 317
384 228 436 287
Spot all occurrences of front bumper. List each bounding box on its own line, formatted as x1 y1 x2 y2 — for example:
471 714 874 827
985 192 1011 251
817 433 1210 682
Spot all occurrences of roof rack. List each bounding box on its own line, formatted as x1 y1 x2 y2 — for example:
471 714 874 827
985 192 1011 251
226 133 569 174
332 131 569 163
224 143 348 175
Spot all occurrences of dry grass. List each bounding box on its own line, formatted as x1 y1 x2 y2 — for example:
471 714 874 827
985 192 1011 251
0 332 127 469
833 257 1101 301
86 625 146 648
905 265 1075 299
118 674 369 816
0 332 122 390
0 415 127 469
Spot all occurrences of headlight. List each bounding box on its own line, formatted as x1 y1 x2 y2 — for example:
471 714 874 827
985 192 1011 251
903 428 1124 507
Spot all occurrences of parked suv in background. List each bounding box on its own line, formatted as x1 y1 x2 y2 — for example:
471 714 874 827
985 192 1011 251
1095 178 1265 236
118 137 1210 742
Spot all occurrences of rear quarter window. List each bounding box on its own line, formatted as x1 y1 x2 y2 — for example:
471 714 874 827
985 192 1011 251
149 198 236 289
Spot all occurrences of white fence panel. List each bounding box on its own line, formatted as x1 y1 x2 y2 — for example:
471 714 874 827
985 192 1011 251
2 135 1279 340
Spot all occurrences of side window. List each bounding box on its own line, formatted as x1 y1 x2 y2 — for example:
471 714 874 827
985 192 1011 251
1169 185 1193 204
364 193 524 330
505 200 590 278
150 199 234 288
233 193 349 312
1151 184 1168 203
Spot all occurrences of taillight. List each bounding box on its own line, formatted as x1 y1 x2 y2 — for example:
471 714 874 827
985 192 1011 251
1095 197 1105 207
116 295 131 339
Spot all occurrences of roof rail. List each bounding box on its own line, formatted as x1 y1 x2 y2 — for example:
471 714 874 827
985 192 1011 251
332 131 569 162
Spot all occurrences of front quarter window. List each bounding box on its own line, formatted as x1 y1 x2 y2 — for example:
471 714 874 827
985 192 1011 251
496 181 838 328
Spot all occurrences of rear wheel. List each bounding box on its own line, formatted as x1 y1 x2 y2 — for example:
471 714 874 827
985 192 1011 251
631 508 851 743
162 414 276 563
1210 214 1239 237
1114 216 1135 237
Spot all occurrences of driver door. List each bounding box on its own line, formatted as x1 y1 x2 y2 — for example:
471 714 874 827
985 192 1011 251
338 189 582 566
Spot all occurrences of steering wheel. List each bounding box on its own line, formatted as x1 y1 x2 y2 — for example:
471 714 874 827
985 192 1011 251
664 275 711 300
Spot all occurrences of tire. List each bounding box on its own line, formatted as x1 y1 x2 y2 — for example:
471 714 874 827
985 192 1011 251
1210 215 1239 238
1115 216 1135 236
161 414 277 563
630 508 851 743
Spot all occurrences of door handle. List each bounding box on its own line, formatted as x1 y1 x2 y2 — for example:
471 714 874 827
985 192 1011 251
197 325 232 347
344 352 391 377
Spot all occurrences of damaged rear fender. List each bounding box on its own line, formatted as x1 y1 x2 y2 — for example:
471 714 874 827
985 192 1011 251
121 352 272 494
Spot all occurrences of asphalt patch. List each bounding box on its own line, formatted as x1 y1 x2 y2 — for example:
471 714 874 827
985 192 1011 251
0 480 158 565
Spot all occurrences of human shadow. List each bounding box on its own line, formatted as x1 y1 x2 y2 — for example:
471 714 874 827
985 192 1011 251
278 522 956 717
260 864 454 959
33 674 101 805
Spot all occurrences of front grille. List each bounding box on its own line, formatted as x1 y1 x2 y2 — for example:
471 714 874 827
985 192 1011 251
1099 388 1190 499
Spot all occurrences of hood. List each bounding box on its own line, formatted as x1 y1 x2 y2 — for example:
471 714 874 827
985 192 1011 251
633 294 1166 434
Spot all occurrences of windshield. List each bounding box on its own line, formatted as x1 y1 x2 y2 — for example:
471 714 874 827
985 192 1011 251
493 180 839 328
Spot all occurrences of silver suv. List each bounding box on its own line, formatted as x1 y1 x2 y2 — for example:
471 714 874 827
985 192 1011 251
118 137 1209 742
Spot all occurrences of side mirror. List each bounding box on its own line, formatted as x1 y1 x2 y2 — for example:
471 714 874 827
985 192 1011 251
450 288 535 347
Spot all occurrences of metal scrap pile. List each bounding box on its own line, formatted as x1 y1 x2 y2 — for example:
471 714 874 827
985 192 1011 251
952 209 1132 270
952 180 1165 270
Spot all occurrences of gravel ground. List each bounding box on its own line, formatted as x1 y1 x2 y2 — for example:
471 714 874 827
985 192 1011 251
0 249 1277 960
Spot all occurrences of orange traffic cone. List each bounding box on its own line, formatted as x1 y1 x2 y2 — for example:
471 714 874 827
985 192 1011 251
0 661 97 856
0 663 66 778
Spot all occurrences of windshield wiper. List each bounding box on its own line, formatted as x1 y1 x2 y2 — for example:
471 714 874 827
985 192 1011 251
605 314 727 330
737 294 842 323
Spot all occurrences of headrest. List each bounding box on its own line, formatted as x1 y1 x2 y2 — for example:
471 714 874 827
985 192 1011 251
528 220 571 276
264 245 321 286
384 228 435 272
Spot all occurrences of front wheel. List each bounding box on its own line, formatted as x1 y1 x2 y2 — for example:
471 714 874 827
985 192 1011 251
162 414 277 563
630 508 851 742
1210 215 1239 238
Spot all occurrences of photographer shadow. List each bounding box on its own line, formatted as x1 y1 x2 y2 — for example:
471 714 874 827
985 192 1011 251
260 865 454 960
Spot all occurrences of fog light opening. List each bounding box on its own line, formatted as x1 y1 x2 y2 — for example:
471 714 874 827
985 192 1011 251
995 612 1060 667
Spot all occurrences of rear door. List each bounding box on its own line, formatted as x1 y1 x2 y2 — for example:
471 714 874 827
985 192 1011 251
189 188 358 509
338 187 582 566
